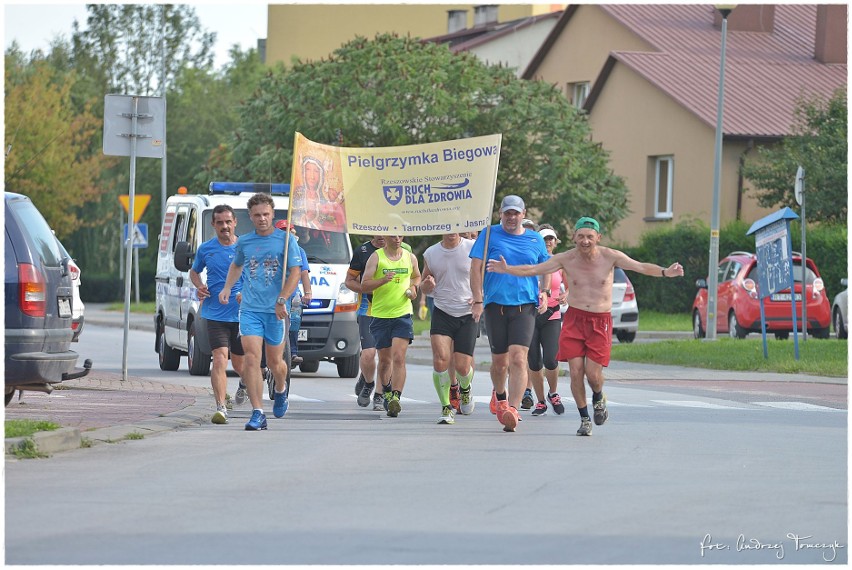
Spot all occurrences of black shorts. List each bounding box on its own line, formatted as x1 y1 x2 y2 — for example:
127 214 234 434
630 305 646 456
358 314 377 350
430 307 478 356
484 303 537 354
207 319 244 355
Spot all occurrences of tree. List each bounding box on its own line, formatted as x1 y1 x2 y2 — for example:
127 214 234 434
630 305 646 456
217 34 628 238
741 88 847 224
4 54 115 239
71 4 215 96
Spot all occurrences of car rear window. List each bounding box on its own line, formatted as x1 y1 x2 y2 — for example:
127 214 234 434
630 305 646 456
614 267 628 283
7 198 63 267
745 261 818 284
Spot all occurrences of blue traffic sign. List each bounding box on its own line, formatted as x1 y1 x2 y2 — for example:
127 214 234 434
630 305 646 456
123 223 148 248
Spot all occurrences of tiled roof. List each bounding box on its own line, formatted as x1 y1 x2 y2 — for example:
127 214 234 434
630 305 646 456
532 5 847 138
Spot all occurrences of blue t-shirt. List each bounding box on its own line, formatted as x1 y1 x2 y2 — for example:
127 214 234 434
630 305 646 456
234 230 302 313
290 245 310 301
191 238 242 322
469 224 549 307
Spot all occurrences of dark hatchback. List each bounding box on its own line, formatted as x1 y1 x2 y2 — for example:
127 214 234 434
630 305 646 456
5 192 91 405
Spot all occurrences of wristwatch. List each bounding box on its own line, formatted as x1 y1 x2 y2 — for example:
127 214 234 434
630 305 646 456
276 296 287 305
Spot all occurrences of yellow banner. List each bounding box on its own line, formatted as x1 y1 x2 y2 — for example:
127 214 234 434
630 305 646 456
290 133 501 235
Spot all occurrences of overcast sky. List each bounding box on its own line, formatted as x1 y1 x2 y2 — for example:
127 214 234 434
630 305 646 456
4 2 268 69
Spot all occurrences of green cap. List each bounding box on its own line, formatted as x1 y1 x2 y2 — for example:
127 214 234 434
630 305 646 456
574 217 600 232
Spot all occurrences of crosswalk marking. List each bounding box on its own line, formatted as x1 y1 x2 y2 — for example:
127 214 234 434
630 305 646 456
752 401 844 412
652 400 743 410
282 395 844 413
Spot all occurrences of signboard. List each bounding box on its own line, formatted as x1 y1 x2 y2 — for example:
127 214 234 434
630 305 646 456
754 219 791 299
119 194 151 224
123 223 149 248
103 95 165 158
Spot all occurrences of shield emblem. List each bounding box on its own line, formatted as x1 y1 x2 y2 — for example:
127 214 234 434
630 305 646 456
383 185 403 206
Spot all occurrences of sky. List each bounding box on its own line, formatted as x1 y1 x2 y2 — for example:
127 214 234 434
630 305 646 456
4 2 268 69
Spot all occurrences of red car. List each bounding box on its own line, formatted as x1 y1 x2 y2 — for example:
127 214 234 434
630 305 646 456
692 251 831 340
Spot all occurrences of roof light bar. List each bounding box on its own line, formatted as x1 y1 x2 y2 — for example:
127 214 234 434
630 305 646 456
209 182 290 196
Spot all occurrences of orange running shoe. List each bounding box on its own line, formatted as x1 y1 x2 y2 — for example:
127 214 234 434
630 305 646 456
489 390 497 415
501 405 519 432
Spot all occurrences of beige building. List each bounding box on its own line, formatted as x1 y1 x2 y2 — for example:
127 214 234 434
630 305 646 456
524 5 847 244
266 4 561 66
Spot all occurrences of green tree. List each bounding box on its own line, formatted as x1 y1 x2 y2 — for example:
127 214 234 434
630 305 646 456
741 88 847 224
218 34 628 239
4 53 115 239
71 4 215 95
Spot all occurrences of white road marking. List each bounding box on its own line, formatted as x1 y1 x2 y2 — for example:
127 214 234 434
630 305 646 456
652 400 742 410
752 401 845 412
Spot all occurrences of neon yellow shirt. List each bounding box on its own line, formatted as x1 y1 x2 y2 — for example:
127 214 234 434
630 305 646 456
370 248 413 318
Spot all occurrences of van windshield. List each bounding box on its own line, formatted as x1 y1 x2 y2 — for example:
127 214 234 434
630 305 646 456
201 209 351 264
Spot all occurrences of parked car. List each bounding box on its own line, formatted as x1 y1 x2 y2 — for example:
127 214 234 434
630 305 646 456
560 267 639 343
692 251 831 340
56 238 85 341
832 278 848 340
4 192 91 404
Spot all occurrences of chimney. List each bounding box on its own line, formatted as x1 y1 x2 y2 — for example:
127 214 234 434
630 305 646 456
447 9 467 34
814 5 847 64
714 5 775 33
473 5 499 28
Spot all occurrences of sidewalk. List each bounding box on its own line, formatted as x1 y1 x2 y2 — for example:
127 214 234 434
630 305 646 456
6 305 844 457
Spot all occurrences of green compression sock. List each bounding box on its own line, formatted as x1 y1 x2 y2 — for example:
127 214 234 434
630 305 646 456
432 369 452 407
458 366 474 390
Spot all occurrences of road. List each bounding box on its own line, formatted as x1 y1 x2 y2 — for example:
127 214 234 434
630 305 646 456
5 324 847 564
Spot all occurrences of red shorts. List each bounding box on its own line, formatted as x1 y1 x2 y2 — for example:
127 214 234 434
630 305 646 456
557 307 613 367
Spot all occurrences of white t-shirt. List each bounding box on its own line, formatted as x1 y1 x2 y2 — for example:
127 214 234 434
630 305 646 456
423 238 474 317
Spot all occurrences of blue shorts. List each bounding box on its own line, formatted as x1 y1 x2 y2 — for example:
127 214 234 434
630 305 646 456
239 310 285 346
369 315 414 350
358 315 377 350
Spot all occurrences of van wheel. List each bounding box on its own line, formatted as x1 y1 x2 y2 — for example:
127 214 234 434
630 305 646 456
615 331 636 343
187 322 211 376
834 308 848 339
157 320 181 371
336 354 360 378
5 388 16 406
299 360 320 373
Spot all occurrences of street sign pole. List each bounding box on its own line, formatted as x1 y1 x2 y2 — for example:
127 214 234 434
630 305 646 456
796 167 807 341
122 96 140 382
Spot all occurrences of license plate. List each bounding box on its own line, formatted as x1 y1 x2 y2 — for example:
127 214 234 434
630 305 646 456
58 298 72 318
298 329 308 341
771 293 802 302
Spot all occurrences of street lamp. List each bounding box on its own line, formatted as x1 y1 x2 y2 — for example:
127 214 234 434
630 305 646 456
705 4 736 340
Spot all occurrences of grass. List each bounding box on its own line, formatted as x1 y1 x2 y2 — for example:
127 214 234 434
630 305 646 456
611 337 847 377
5 419 60 438
107 301 155 313
639 310 691 331
9 439 48 459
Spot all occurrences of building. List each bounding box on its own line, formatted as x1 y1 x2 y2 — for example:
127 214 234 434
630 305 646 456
423 11 562 77
266 4 561 66
523 5 847 244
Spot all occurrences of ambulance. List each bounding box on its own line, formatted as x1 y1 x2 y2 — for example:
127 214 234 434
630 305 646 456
154 182 360 377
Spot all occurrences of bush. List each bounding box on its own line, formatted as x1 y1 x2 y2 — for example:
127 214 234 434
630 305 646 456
616 218 847 313
81 271 156 303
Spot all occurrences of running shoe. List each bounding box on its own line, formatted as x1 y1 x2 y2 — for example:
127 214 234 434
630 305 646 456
224 395 234 411
521 388 534 410
273 389 289 418
548 392 565 415
245 409 268 431
357 381 374 408
531 401 547 416
372 393 385 411
354 374 365 397
495 399 508 424
489 390 497 415
211 404 228 424
593 393 608 425
449 383 461 413
459 386 475 415
500 405 519 432
382 385 392 411
291 355 303 365
387 393 401 418
438 405 455 425
234 382 248 406
577 417 592 436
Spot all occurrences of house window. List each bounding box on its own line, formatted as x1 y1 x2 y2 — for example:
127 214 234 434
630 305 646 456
568 82 590 109
653 156 674 218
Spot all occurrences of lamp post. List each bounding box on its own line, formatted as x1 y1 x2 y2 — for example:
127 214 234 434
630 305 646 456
705 5 736 340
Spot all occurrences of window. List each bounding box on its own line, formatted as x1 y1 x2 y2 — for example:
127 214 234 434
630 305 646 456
569 82 590 109
653 156 674 218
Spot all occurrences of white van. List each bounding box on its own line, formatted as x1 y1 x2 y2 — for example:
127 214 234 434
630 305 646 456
154 182 361 377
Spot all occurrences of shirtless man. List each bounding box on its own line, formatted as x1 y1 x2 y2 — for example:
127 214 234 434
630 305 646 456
487 216 684 436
